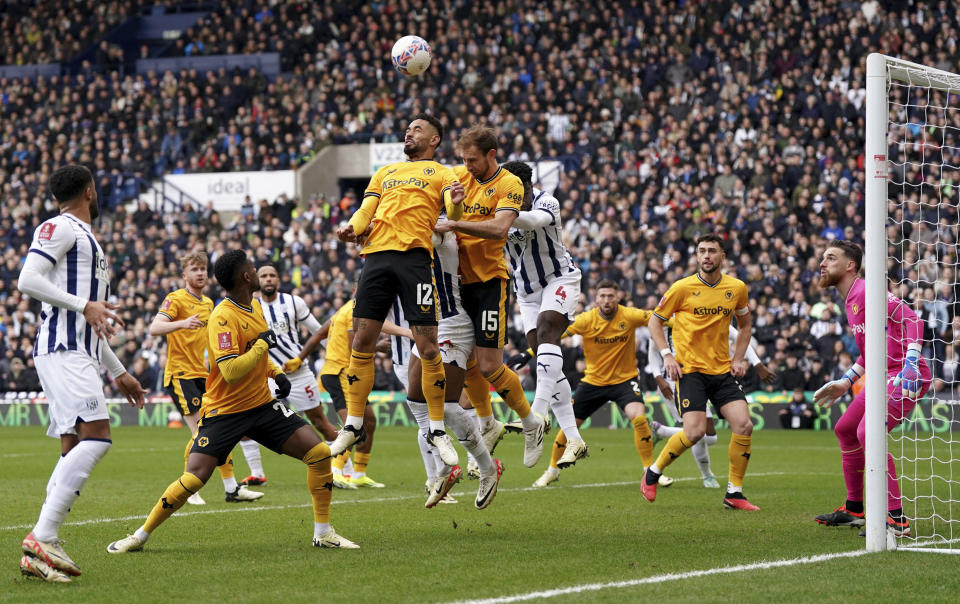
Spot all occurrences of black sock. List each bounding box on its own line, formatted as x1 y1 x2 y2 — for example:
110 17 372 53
645 468 660 485
889 508 905 522
845 500 864 514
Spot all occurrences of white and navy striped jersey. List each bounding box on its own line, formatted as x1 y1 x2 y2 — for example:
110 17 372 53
29 214 110 360
432 231 462 319
506 187 579 296
389 298 413 368
260 292 319 368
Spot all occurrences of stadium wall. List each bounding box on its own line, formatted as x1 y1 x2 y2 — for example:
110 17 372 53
2 392 956 432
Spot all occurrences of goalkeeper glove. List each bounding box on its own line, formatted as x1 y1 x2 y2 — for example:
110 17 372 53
273 373 291 399
893 344 924 399
282 357 302 373
506 349 533 371
255 330 278 349
813 363 862 408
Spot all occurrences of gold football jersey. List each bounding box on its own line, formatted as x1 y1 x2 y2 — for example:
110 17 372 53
653 273 750 375
158 288 213 385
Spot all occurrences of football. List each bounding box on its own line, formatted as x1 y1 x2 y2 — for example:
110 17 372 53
391 35 431 76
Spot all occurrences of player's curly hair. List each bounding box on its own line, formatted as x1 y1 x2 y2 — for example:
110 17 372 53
50 164 93 203
696 233 726 254
826 239 863 272
501 160 533 186
179 249 208 271
214 249 250 291
411 112 444 147
458 124 498 154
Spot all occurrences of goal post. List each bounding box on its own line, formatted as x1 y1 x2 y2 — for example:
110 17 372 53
865 53 960 554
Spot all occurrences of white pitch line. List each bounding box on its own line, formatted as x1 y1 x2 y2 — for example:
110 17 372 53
445 550 869 604
0 471 806 532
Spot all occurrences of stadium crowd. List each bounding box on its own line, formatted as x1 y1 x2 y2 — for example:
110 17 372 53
3 0 960 404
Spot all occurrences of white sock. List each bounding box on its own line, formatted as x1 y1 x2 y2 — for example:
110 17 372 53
44 454 67 502
544 466 559 478
345 415 363 430
480 414 497 430
33 439 111 541
314 522 330 539
428 419 446 432
134 527 150 541
657 423 682 439
649 463 661 474
239 439 264 478
446 402 494 475
694 434 718 478
352 470 366 479
532 343 564 418
406 399 438 482
727 483 742 494
548 378 580 441
223 476 238 493
343 456 354 476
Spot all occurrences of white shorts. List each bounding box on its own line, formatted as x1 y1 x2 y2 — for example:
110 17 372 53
411 312 475 369
394 361 409 393
35 351 109 438
269 367 321 412
517 273 581 334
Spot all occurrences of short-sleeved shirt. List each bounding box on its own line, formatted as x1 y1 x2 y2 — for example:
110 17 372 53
565 305 654 386
320 300 354 376
453 165 523 284
158 288 213 385
361 160 457 255
653 273 750 375
204 297 276 416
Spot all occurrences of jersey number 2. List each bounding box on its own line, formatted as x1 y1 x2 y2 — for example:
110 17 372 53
273 402 295 418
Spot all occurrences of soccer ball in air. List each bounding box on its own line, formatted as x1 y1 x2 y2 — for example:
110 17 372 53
392 35 431 76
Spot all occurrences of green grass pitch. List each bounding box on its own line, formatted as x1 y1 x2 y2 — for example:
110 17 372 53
2 425 958 602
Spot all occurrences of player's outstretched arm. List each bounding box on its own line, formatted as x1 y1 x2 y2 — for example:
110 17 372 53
730 312 752 378
19 252 123 339
100 345 146 408
219 338 271 384
648 314 681 381
436 209 518 240
149 312 202 336
382 320 412 339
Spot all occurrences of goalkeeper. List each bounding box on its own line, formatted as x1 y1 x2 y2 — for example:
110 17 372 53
812 241 930 537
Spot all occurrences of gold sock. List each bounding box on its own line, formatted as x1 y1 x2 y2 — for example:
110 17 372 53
217 453 234 480
332 451 350 472
653 431 693 472
728 434 752 488
550 430 567 469
464 359 493 418
420 353 447 422
183 432 195 470
631 415 654 467
345 352 374 418
303 443 333 524
353 452 370 474
485 364 530 418
143 472 204 533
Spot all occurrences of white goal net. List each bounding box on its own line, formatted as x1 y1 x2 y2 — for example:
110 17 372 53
867 53 960 553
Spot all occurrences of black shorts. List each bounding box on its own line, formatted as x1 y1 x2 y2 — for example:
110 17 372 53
572 377 644 420
165 377 206 416
320 372 347 412
354 249 438 326
675 371 745 417
191 401 308 465
460 279 507 348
